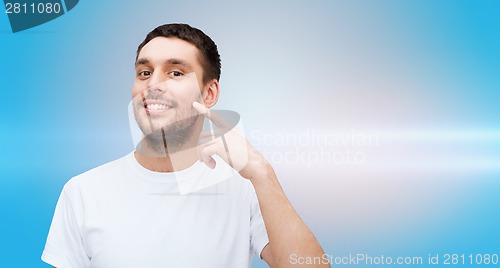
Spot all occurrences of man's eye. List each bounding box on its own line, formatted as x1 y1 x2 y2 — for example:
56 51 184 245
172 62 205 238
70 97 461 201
168 71 183 77
138 71 151 77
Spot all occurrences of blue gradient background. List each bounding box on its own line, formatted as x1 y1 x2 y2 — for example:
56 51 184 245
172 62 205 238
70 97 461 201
1 1 499 267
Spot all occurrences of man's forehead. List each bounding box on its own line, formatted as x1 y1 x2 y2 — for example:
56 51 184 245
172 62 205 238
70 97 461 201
137 37 200 64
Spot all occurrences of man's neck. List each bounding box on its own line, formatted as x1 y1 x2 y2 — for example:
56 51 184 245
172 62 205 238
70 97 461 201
134 131 202 172
134 149 199 172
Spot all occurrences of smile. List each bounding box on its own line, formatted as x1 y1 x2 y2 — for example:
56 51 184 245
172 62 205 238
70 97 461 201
146 103 173 110
143 100 175 115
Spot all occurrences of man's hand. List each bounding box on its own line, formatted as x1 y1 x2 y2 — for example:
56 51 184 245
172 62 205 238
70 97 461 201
192 101 271 181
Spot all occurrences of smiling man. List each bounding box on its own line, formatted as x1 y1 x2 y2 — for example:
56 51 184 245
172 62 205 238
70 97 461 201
42 23 328 268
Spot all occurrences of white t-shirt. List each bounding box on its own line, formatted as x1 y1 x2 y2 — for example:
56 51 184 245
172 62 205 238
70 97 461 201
41 152 269 268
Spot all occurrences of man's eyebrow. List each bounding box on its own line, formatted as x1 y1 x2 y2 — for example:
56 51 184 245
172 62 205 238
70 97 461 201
164 58 193 69
135 58 149 66
135 57 193 69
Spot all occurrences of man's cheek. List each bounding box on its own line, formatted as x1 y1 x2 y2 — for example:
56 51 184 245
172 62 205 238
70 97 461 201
183 72 203 93
168 84 203 108
170 79 201 94
131 81 144 98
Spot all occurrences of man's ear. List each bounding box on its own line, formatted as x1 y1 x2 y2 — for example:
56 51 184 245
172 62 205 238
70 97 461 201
202 79 220 108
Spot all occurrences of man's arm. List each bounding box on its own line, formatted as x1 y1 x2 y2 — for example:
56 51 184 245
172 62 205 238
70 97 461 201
244 157 329 268
193 102 329 267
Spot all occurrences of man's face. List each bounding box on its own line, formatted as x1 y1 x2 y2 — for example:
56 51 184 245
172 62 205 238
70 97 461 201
132 37 206 149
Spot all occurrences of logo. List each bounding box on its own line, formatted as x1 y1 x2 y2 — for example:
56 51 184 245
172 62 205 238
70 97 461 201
4 0 79 33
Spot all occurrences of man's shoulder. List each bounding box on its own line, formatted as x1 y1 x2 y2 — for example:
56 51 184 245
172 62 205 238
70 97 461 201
64 153 131 190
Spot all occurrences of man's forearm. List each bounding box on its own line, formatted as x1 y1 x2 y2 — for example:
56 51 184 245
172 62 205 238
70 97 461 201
250 163 329 267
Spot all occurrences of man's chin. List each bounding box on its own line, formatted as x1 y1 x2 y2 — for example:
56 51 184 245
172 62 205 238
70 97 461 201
138 125 196 155
135 116 172 131
138 123 177 137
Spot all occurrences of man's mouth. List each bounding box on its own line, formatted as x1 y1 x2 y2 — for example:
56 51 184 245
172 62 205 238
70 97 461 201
143 100 175 115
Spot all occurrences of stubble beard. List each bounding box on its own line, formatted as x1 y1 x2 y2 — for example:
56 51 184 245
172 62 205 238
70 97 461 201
133 100 200 156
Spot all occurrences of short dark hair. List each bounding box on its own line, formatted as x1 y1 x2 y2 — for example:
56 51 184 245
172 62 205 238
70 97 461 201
136 23 221 85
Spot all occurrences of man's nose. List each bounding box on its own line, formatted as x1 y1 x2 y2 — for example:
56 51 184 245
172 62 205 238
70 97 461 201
147 71 168 92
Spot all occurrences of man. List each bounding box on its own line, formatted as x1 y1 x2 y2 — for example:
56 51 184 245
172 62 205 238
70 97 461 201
42 23 328 268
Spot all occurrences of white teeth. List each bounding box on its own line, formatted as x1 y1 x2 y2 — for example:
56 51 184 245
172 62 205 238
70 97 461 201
148 104 171 110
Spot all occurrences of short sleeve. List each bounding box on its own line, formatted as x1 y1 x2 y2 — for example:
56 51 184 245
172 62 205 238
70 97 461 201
249 185 269 259
41 183 90 268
